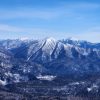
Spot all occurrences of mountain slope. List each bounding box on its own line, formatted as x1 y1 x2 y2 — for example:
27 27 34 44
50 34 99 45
0 38 99 80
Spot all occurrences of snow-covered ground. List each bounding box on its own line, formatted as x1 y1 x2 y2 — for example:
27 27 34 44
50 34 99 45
36 75 56 81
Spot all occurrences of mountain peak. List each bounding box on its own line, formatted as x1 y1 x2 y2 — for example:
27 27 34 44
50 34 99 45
45 37 56 42
20 37 29 41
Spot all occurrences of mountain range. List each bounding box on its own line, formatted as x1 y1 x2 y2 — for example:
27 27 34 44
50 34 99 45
0 37 100 85
0 37 100 99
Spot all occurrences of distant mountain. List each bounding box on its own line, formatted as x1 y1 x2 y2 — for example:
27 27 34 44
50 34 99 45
61 38 100 49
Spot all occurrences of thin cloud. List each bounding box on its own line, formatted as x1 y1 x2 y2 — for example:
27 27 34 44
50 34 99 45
76 32 100 43
0 24 48 33
0 24 23 32
67 3 100 9
69 27 100 43
0 9 67 20
0 2 99 20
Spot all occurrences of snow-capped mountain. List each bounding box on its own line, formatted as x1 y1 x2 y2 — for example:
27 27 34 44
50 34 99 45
0 37 100 62
6 37 99 62
0 37 100 85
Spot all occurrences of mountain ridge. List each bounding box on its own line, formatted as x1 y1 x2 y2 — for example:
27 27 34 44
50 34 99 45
0 37 100 85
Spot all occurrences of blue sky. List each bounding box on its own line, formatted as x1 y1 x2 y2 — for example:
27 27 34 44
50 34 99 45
0 0 100 42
